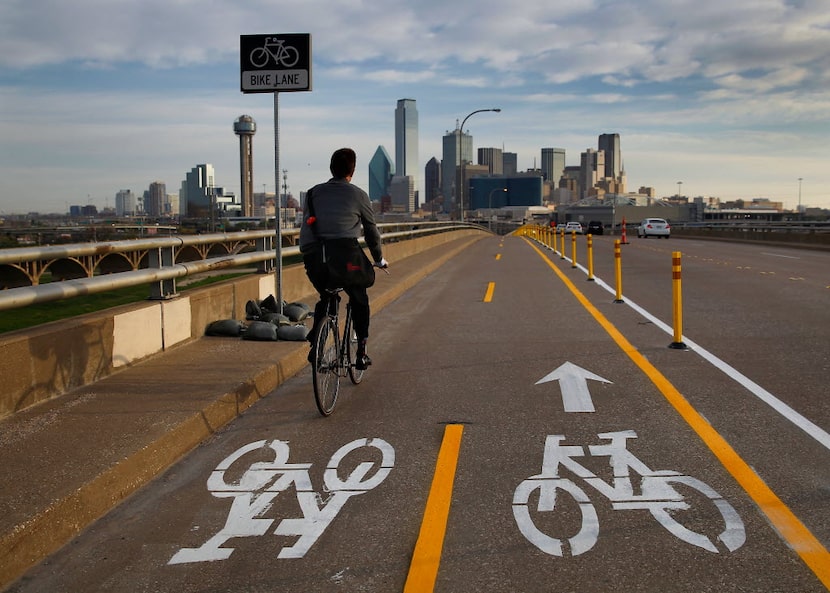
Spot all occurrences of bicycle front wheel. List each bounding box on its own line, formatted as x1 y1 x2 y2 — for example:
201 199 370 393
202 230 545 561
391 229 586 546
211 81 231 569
313 318 340 416
345 310 365 384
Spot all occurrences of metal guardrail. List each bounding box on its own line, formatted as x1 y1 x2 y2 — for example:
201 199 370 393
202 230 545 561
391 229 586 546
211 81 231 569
0 222 478 312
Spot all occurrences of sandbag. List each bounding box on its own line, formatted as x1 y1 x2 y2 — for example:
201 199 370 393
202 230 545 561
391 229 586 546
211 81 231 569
259 294 280 313
245 299 262 320
277 324 310 341
242 320 278 341
205 319 244 337
284 303 309 322
260 312 291 325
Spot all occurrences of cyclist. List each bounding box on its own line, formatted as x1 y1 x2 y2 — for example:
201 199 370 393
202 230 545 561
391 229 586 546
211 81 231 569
300 148 388 370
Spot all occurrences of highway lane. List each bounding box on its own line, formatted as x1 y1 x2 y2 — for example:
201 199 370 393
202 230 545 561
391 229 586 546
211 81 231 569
8 233 828 592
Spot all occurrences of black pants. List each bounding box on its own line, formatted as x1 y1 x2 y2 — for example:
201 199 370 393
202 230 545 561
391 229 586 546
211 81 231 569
303 251 370 343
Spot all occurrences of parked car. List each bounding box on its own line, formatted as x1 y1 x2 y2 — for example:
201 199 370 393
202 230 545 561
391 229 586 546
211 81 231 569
637 218 671 238
565 221 584 234
586 220 604 235
555 223 566 232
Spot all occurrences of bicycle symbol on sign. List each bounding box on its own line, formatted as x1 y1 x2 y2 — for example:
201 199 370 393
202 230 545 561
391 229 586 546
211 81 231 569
513 430 745 556
249 37 300 68
169 437 394 564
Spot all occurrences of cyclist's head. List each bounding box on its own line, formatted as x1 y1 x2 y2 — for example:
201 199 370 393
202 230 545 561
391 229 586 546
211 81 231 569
330 148 357 179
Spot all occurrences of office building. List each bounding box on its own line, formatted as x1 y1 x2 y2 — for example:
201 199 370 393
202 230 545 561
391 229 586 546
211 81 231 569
598 133 621 180
233 115 256 217
424 157 441 210
389 175 415 212
395 99 419 204
442 127 472 213
541 148 566 185
503 152 518 176
579 149 605 199
368 146 394 203
478 147 504 175
180 164 215 218
145 181 166 217
468 176 544 209
115 190 136 217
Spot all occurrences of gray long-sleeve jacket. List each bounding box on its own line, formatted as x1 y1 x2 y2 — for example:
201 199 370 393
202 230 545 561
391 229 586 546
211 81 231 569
298 177 383 263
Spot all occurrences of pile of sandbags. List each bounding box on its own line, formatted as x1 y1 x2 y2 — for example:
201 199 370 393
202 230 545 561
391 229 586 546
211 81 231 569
204 295 311 342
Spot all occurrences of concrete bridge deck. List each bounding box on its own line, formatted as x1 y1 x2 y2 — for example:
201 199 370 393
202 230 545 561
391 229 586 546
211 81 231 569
0 234 485 590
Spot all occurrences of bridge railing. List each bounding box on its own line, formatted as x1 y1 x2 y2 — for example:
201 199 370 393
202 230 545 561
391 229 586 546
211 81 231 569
0 222 479 312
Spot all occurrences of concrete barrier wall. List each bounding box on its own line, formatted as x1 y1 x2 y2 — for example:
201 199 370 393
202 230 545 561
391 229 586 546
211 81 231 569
0 230 482 419
672 228 830 249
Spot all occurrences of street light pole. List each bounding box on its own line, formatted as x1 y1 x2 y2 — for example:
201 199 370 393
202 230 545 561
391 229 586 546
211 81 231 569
488 187 507 233
798 177 803 214
458 108 501 222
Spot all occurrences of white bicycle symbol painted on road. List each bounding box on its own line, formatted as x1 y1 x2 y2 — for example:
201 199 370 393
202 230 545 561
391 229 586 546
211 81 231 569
169 437 394 564
249 37 300 68
513 430 746 556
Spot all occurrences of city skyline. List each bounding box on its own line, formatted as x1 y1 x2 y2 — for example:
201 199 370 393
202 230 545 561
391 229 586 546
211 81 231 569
1 0 829 214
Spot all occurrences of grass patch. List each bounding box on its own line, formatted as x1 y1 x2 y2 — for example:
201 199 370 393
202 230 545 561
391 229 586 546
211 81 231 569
0 272 249 334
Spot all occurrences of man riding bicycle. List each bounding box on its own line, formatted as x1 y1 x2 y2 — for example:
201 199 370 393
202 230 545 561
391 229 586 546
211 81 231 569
300 148 387 370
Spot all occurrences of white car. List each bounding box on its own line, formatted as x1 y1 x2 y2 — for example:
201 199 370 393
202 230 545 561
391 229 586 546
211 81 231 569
637 218 670 238
565 221 584 234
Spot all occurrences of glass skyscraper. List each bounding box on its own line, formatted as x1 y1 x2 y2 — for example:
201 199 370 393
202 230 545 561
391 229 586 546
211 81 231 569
541 148 566 185
180 164 215 218
395 99 419 203
441 128 472 213
598 133 621 180
368 146 394 203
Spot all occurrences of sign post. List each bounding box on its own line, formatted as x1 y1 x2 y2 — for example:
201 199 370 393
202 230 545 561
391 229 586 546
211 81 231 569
240 34 312 312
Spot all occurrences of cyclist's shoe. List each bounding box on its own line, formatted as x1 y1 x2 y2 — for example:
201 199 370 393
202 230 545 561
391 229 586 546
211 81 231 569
355 353 372 370
307 346 316 365
355 341 372 370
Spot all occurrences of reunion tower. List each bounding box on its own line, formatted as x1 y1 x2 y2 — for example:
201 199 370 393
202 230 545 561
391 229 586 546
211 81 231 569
233 115 256 217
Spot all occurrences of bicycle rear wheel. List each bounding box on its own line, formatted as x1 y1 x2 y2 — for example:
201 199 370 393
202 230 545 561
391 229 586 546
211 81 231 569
313 317 340 416
345 307 365 384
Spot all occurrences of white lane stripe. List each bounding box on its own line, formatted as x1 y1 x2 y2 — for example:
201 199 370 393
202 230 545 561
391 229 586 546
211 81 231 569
761 252 800 259
562 252 830 452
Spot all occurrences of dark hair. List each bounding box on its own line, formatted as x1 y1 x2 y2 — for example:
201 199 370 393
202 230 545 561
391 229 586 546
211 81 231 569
330 148 356 179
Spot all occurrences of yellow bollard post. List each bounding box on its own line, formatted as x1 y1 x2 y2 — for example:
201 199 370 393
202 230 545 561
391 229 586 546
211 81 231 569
571 231 577 268
669 251 689 350
613 240 624 303
587 234 595 281
560 230 565 259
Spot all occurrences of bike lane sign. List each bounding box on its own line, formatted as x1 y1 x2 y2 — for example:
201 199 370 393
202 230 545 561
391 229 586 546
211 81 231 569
240 34 312 93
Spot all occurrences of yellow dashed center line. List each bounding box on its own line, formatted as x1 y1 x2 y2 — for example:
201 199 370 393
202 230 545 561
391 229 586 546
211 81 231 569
483 282 495 302
404 424 464 593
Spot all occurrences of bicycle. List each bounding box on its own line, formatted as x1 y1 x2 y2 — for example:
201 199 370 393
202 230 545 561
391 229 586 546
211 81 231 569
311 265 388 416
249 37 300 68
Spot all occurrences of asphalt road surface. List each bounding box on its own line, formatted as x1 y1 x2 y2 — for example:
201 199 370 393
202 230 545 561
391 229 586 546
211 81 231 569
9 233 829 593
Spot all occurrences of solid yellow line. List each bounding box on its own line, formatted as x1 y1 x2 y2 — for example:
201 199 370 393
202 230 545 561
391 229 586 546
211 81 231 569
404 424 464 593
483 282 495 302
525 238 830 588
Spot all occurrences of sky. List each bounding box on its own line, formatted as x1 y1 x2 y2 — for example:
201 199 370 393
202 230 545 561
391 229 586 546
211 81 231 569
1 0 829 215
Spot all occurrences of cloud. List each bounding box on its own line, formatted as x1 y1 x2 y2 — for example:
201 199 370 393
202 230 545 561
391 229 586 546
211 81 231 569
1 0 829 212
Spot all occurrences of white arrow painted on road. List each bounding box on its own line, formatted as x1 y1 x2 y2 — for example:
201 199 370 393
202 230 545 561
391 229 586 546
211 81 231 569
535 362 612 413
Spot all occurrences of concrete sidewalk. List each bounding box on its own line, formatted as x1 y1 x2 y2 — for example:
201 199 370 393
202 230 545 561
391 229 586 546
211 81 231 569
0 234 484 590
